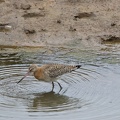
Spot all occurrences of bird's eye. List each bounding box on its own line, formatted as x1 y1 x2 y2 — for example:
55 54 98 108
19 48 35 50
29 68 33 71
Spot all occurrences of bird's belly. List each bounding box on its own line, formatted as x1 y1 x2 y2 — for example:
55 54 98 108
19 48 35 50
34 71 60 82
37 77 58 82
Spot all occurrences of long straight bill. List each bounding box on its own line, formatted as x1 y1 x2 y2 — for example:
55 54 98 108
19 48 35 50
17 72 29 84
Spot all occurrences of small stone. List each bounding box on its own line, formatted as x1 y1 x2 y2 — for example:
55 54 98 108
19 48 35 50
57 20 61 24
69 26 76 31
0 23 12 31
24 29 36 34
21 4 31 10
41 29 46 31
39 7 44 10
111 23 116 26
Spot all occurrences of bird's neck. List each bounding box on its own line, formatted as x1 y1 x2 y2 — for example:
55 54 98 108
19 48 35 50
34 67 44 80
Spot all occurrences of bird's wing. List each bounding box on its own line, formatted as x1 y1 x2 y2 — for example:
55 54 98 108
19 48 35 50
43 64 76 78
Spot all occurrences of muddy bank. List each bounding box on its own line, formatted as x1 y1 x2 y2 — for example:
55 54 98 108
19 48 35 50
0 0 120 48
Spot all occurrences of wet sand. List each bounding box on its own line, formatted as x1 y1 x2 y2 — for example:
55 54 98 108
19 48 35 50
0 0 120 48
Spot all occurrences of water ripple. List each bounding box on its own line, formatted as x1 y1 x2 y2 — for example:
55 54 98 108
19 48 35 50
0 56 120 120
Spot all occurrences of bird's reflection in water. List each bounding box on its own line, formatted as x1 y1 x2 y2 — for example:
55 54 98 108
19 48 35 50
30 91 83 112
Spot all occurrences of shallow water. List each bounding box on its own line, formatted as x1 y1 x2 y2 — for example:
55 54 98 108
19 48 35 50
0 47 120 120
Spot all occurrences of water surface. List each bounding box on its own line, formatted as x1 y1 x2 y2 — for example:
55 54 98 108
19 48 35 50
0 47 120 120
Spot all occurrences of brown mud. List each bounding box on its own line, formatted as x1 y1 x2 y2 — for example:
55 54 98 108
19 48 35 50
0 0 120 49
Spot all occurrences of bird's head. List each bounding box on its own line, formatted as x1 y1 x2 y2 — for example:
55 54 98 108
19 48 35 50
17 64 38 84
28 64 38 75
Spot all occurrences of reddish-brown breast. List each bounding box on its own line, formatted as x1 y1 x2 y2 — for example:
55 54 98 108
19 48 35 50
34 68 45 81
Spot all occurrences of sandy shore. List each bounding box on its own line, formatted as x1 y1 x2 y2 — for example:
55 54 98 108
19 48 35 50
0 0 120 48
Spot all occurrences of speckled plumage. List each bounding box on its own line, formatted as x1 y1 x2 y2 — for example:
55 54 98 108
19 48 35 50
35 64 79 81
17 64 81 91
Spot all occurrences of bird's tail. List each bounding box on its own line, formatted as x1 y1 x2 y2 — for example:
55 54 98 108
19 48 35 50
76 65 81 69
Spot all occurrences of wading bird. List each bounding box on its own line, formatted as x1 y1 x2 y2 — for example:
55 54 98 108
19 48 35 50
17 64 81 91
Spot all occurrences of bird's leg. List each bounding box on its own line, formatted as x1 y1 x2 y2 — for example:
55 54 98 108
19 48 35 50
52 82 54 91
56 81 62 92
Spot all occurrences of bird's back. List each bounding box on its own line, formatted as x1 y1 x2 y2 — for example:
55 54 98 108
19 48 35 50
41 64 81 80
